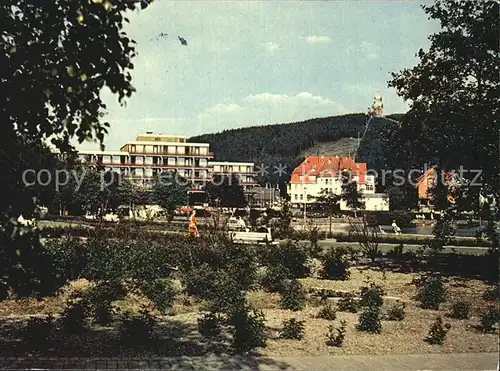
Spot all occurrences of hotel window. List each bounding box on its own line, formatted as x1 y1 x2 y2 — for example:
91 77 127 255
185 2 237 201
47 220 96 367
167 157 176 166
200 147 208 155
366 185 374 191
168 146 176 154
300 194 303 201
199 159 207 167
294 194 298 200
131 145 136 153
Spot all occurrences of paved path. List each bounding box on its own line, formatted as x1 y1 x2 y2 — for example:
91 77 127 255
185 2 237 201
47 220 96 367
0 353 497 370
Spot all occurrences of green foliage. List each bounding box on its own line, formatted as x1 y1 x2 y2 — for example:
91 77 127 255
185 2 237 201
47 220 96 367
45 237 88 281
357 306 382 333
479 306 500 333
279 279 306 311
0 223 66 298
262 240 310 278
321 247 350 280
388 1 499 225
325 320 347 347
317 303 337 320
138 279 177 314
338 293 359 313
119 308 157 347
415 275 447 310
359 281 385 308
311 189 340 234
448 300 471 320
385 301 406 321
85 281 125 324
204 175 247 208
274 202 293 237
425 316 451 345
341 171 365 215
279 318 305 340
60 294 87 334
152 171 189 222
260 264 290 293
197 312 223 338
229 308 267 352
183 263 245 313
23 315 56 347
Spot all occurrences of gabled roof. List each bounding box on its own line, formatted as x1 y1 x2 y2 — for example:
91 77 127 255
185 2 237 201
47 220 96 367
290 156 367 184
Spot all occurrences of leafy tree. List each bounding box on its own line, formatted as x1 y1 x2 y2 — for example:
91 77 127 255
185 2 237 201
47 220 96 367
313 189 341 234
152 171 189 222
204 175 247 208
341 171 365 218
388 1 499 249
0 0 153 298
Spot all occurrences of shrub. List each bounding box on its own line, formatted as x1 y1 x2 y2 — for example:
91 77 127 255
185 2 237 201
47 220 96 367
415 275 447 310
139 279 177 314
23 315 56 346
337 293 359 313
85 281 124 324
425 316 451 345
317 303 337 320
387 244 404 260
357 306 382 333
263 240 310 278
385 301 406 321
448 300 471 319
59 296 87 334
321 247 350 280
359 281 385 308
45 237 89 281
197 312 223 338
479 306 500 333
260 264 290 292
482 286 499 301
279 318 305 340
325 320 347 347
119 308 157 346
230 308 267 352
279 279 306 311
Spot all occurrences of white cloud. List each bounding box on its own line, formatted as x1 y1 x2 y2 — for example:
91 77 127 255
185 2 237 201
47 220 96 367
261 41 280 52
306 35 331 44
195 91 347 135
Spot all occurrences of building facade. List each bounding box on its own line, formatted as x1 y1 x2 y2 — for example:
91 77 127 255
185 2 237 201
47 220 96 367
287 156 389 211
77 133 256 197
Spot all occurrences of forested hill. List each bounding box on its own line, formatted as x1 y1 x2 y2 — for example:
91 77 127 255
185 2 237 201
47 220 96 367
190 113 402 185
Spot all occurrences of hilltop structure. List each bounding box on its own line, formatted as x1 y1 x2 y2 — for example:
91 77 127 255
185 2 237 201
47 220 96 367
367 91 384 117
287 156 389 211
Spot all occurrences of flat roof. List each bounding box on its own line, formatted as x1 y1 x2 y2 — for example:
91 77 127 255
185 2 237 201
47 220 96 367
137 133 187 138
78 150 128 156
121 141 210 147
209 161 255 166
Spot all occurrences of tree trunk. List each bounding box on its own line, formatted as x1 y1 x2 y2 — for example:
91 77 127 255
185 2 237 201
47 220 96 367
329 215 332 235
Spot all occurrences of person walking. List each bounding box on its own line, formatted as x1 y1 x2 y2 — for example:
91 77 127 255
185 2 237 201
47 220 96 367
188 210 199 237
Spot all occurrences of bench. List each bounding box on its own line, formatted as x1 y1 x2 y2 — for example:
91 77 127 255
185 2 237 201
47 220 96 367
228 231 278 245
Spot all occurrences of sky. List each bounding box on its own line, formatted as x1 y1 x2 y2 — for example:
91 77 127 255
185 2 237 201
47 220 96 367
77 0 440 151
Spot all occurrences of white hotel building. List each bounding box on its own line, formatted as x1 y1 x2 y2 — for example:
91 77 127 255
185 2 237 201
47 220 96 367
287 156 389 211
77 132 257 197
